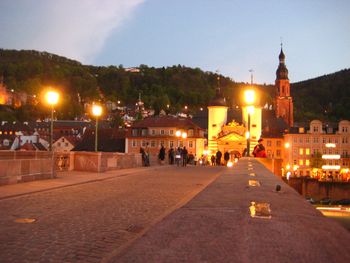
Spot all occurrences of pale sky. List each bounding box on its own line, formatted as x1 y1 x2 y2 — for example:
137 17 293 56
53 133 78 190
0 0 349 84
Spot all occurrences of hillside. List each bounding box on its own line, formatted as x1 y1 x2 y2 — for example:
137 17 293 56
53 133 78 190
291 69 350 122
0 49 349 123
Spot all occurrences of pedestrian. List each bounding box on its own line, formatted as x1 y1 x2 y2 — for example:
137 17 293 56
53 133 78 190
168 147 175 164
211 155 216 166
253 138 267 158
140 147 147 166
158 144 166 164
144 143 150 166
194 154 198 166
175 147 182 166
182 146 188 167
216 150 222 166
224 151 230 166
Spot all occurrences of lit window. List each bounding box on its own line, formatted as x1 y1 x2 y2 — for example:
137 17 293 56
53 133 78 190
276 140 281 147
306 160 310 166
189 141 193 148
299 159 304 166
267 140 272 147
299 148 304 155
305 148 310 155
276 150 281 157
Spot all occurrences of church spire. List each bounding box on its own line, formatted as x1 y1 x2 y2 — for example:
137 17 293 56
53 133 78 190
276 43 288 80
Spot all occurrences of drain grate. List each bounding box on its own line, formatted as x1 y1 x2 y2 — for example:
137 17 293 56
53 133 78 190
14 218 36 223
249 202 271 219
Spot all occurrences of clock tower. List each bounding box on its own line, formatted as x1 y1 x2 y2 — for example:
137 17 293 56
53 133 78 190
275 46 293 127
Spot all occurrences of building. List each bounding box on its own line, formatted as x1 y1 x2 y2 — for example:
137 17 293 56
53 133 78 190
125 115 205 158
283 120 350 180
275 46 294 127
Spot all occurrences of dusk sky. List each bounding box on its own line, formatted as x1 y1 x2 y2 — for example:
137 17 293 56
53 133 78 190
0 0 349 84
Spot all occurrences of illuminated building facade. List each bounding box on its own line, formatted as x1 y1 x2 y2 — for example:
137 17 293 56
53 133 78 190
283 120 350 179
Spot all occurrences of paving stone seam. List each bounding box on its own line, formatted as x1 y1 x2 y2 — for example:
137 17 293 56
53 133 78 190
100 168 225 263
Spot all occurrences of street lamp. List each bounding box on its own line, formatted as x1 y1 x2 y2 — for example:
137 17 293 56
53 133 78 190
92 104 103 152
45 90 59 178
244 89 255 156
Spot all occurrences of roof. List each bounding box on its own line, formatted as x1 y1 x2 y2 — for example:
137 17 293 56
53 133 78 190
132 115 202 130
73 128 125 152
208 88 227 107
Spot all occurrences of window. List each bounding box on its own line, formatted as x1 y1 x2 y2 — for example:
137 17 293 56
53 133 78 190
141 129 147 136
305 137 310 143
170 141 174 147
299 148 304 155
189 141 193 148
313 126 319 132
305 148 310 155
65 143 69 147
179 141 183 147
170 130 174 135
267 140 272 147
160 130 165 135
276 150 281 157
141 140 146 147
343 126 348 133
313 137 318 143
151 141 156 147
299 159 304 166
132 140 137 147
306 160 310 166
188 129 194 137
293 160 297 165
160 140 165 147
323 137 326 143
293 148 298 155
293 137 297 143
276 140 281 147
299 138 303 143
151 129 156 135
132 129 138 136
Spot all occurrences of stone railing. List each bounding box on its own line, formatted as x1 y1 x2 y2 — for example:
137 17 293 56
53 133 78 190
0 151 53 185
70 151 143 173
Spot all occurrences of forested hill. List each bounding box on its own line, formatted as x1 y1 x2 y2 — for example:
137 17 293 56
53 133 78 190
0 49 349 122
0 49 267 121
291 68 350 122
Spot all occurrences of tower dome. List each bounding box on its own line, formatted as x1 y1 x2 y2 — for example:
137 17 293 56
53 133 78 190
276 48 289 80
208 88 227 107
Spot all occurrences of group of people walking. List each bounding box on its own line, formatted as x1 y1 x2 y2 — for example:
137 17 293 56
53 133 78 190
141 139 266 167
167 146 189 167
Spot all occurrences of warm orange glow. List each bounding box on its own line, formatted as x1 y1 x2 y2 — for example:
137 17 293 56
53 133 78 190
175 130 181 137
247 105 255 115
45 90 59 106
181 132 187 139
244 90 255 105
285 142 290 148
92 104 102 117
322 154 341 160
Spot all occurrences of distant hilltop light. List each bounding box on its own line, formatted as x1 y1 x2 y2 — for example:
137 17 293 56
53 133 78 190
125 67 140 73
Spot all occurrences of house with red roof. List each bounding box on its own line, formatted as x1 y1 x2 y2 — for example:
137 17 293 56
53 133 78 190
125 115 205 159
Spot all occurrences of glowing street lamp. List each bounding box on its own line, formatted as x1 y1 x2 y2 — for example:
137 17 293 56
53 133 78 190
92 104 103 152
45 90 59 178
244 89 255 156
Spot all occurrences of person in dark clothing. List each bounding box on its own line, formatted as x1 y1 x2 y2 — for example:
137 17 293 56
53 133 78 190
216 150 222 166
211 155 216 166
182 146 188 167
140 147 147 166
168 147 175 164
158 144 166 164
224 151 230 165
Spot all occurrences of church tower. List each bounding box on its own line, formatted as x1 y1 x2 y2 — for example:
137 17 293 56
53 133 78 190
275 46 294 127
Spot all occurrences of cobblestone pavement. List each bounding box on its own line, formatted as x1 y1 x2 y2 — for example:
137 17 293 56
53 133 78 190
0 165 224 263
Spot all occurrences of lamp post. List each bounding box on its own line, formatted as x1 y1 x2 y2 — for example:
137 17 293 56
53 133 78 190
92 104 102 152
244 90 255 156
45 90 59 178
